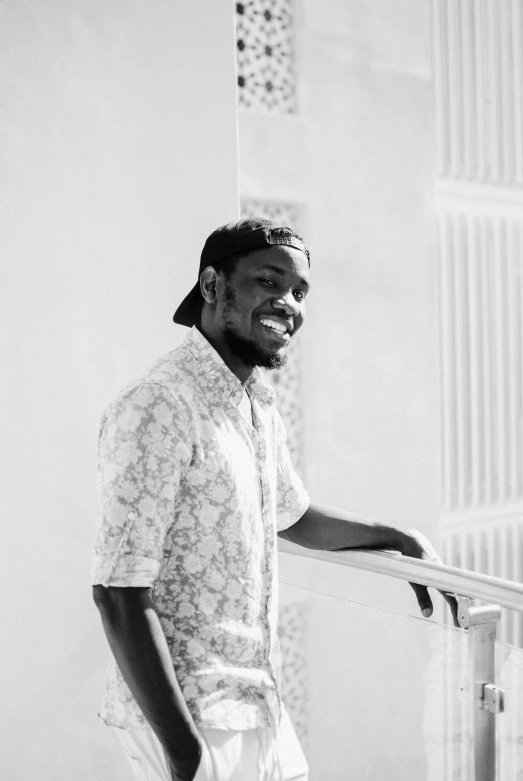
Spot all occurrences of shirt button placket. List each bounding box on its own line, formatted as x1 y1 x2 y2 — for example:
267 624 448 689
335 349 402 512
253 407 280 724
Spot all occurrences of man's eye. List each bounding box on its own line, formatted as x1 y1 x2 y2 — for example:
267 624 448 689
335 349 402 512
259 278 276 286
294 290 306 302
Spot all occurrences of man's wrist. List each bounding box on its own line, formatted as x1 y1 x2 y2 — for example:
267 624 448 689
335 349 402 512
151 717 203 766
395 528 424 558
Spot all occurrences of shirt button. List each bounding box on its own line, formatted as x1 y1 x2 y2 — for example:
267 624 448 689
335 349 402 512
128 511 136 521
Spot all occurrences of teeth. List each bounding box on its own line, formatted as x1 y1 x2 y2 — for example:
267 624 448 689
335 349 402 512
260 318 287 334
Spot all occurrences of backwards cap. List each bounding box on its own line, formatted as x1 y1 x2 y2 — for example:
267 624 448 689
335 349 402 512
173 216 310 327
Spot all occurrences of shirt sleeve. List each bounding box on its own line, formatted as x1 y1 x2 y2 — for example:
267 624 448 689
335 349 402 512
90 381 192 587
275 411 310 532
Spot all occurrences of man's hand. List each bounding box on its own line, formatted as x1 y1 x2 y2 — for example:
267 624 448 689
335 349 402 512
402 528 460 627
168 751 202 781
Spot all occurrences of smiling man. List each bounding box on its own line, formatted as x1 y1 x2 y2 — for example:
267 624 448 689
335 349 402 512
91 217 457 781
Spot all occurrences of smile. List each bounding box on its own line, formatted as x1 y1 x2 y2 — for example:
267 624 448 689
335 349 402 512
259 317 291 340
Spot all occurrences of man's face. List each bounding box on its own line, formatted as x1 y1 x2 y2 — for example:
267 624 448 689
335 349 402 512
216 245 310 370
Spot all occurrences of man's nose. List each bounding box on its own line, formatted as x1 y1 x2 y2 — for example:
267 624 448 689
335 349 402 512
272 292 299 316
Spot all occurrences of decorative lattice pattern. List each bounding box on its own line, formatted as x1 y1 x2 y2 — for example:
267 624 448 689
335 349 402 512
236 0 297 113
278 600 309 749
240 199 300 228
240 198 305 473
269 336 304 472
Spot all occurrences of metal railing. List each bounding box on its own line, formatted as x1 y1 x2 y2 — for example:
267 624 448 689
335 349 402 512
278 537 523 781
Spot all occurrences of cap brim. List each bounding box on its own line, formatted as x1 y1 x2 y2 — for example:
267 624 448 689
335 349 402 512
173 281 202 327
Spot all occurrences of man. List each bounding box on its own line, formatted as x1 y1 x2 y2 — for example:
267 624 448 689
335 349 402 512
92 217 458 781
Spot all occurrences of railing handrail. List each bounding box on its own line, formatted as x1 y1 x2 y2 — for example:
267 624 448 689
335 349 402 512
278 537 523 613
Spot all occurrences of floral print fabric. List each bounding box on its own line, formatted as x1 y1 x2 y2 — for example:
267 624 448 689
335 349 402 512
90 327 309 730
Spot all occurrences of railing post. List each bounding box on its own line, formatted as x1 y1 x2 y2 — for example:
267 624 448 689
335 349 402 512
457 597 504 781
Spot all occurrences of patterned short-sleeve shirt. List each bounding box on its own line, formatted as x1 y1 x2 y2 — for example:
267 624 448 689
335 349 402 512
90 327 309 731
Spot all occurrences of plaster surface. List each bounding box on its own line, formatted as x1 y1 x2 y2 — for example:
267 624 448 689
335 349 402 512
1 1 239 777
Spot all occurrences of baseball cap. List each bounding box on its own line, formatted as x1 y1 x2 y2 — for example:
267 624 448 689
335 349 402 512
173 216 310 327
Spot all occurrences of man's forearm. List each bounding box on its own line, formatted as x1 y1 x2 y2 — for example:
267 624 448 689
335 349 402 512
280 501 460 625
93 585 202 779
279 501 418 556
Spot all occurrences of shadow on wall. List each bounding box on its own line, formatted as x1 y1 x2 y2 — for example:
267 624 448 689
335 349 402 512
7 626 127 781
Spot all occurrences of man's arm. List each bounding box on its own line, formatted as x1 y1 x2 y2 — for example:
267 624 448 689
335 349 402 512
93 585 202 781
278 501 459 625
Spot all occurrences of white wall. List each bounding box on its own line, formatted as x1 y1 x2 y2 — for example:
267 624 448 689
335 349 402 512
240 1 441 776
0 1 239 777
300 0 438 533
241 0 439 613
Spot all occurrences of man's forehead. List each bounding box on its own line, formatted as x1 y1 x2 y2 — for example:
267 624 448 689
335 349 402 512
242 245 310 279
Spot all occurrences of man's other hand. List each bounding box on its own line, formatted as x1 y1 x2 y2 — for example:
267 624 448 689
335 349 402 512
168 751 202 781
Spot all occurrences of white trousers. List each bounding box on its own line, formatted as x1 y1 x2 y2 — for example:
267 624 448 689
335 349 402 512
114 708 309 781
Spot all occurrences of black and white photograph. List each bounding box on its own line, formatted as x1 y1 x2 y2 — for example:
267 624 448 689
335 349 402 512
2 2 523 779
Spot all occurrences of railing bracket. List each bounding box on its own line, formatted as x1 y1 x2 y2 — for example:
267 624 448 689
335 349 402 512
475 682 504 714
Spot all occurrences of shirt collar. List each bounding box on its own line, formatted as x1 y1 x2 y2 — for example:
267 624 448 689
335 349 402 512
185 326 276 409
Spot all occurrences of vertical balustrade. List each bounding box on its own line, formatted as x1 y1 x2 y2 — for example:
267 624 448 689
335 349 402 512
457 597 503 781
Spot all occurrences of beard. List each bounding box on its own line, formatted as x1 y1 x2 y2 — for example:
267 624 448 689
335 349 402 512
221 282 289 371
222 326 289 370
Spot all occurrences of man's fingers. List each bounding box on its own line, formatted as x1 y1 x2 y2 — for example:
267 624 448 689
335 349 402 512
410 583 462 628
409 582 434 618
439 590 461 628
405 530 462 627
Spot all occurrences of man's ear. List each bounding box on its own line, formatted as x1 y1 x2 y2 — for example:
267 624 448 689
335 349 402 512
200 266 219 304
